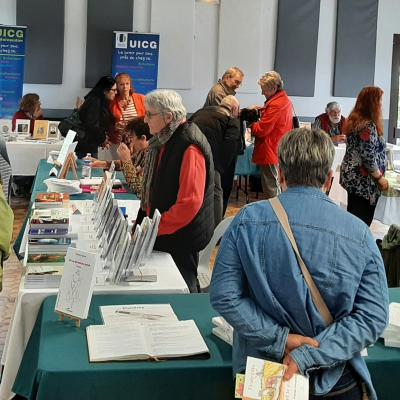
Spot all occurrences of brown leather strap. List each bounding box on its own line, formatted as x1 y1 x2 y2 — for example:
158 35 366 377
269 197 334 326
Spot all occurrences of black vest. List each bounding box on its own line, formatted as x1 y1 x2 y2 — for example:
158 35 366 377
151 122 215 252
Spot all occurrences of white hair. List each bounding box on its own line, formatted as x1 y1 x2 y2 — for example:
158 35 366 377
145 89 187 122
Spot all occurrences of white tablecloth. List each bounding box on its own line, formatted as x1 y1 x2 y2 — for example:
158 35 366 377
5 140 63 176
0 251 188 400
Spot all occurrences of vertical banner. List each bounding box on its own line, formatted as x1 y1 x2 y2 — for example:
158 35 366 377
112 32 160 95
0 26 27 118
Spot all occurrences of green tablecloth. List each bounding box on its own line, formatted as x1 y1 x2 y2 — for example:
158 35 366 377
13 159 137 258
13 294 233 400
13 290 400 400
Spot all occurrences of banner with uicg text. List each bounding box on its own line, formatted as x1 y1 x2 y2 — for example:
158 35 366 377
0 26 27 118
112 32 160 95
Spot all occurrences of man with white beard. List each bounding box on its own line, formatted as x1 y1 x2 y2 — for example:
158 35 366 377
312 101 346 144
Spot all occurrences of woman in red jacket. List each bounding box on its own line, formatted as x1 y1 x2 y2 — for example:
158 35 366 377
251 71 293 198
108 73 146 158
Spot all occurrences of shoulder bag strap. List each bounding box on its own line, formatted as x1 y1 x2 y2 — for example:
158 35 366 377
269 197 334 326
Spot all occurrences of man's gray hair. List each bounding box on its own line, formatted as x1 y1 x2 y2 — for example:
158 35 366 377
278 128 334 188
222 67 244 80
325 101 341 113
145 89 187 122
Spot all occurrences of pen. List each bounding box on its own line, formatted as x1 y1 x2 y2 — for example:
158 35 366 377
114 310 166 319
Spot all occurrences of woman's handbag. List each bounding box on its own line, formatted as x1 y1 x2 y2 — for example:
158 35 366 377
292 105 300 129
58 110 87 142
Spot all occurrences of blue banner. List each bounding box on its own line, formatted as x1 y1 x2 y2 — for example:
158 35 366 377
0 25 27 118
112 32 160 95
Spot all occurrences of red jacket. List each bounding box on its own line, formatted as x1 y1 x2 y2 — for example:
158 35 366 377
108 93 146 143
251 90 293 166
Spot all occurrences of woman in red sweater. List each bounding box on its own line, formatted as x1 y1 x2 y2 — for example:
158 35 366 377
12 93 43 135
251 71 293 199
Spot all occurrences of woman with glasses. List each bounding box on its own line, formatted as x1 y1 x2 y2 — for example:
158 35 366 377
12 93 43 135
91 117 151 197
137 89 214 293
75 75 117 159
108 73 146 158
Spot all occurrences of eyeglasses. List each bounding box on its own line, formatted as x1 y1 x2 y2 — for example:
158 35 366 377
145 111 161 119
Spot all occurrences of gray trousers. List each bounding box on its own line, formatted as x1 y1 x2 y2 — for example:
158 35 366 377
260 164 280 199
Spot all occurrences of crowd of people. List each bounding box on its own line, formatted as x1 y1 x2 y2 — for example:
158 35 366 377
7 67 392 399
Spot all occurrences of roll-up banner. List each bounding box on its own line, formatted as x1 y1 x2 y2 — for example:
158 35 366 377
0 25 27 118
112 32 160 95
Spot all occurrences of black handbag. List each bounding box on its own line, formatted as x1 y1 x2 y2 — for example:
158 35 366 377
292 105 300 129
58 110 87 142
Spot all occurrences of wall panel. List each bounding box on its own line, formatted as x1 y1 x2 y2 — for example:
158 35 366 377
17 0 65 84
274 0 320 96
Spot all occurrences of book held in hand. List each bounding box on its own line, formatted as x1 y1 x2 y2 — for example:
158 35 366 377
86 319 209 362
240 356 308 400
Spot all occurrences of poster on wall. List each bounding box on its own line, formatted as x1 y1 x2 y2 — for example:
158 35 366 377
0 25 27 118
112 32 160 95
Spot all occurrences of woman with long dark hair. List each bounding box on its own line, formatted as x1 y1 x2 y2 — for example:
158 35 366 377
77 75 117 159
340 86 389 226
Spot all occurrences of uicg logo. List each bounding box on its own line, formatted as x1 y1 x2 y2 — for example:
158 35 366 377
115 33 128 49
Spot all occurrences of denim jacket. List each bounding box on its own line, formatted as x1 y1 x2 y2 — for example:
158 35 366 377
210 186 388 398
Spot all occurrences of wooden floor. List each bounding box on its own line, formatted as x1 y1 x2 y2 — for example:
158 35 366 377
0 183 389 358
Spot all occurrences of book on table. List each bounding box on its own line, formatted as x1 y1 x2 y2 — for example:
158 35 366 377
86 319 210 362
28 237 73 253
30 208 69 229
24 265 63 289
28 228 71 239
32 120 49 140
34 192 70 209
26 253 66 266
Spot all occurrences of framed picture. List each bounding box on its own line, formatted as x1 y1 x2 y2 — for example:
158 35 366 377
0 119 12 136
15 119 31 135
48 121 60 140
33 120 49 140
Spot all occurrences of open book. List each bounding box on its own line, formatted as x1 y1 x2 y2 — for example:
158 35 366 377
86 320 209 362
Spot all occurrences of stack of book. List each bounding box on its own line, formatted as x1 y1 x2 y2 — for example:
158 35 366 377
382 303 400 347
34 192 70 209
24 194 74 289
24 265 63 289
211 316 233 345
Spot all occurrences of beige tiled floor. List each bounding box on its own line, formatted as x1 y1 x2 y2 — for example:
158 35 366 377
0 186 391 359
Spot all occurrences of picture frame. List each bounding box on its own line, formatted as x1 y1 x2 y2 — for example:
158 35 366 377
15 119 31 136
47 121 61 140
33 120 49 140
0 119 12 136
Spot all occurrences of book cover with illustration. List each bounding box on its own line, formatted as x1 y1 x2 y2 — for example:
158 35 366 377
33 120 49 140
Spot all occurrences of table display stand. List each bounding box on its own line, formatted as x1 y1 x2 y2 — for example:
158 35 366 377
56 311 82 328
58 153 78 179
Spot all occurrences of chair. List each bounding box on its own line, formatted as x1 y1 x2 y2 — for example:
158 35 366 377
197 216 234 292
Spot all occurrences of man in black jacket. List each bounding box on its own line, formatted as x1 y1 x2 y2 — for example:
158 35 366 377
190 96 241 226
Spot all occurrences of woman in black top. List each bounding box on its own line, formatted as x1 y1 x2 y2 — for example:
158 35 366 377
76 75 117 158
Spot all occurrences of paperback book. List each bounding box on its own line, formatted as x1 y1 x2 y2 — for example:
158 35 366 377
30 208 69 229
28 228 70 239
86 319 209 362
24 265 63 289
34 192 70 209
33 120 49 140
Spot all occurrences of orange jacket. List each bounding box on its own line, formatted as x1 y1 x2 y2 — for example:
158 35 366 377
108 93 146 143
251 90 293 166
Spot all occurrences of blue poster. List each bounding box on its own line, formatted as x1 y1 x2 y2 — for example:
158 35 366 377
112 32 160 95
0 25 27 118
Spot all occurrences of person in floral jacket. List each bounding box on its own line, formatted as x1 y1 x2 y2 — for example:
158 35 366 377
340 86 389 226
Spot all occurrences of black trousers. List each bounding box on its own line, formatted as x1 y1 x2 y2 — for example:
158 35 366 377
347 192 377 226
221 157 237 216
169 249 200 293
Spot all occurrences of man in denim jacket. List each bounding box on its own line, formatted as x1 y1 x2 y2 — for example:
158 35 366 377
210 128 388 399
